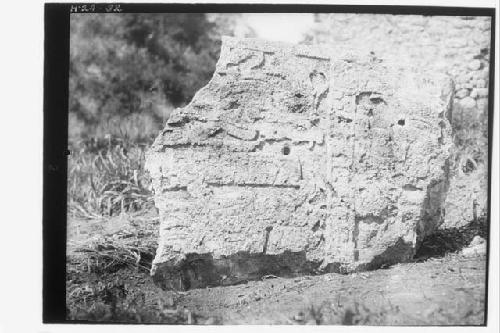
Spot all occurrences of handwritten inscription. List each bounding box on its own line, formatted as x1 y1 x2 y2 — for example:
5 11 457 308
70 4 123 13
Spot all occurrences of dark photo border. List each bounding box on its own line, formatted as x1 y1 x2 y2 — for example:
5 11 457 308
43 3 496 324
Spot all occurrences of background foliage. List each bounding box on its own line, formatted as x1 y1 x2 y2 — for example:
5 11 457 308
66 14 490 324
69 13 255 143
69 13 255 217
68 13 489 219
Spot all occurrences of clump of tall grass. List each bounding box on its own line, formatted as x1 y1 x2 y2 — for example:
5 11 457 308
68 136 155 219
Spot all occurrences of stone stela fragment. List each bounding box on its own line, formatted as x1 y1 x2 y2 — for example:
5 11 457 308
146 37 453 290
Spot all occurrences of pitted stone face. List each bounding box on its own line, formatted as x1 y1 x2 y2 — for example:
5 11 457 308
311 14 491 232
146 37 453 290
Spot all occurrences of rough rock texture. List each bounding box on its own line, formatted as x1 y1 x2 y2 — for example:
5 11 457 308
146 37 453 290
309 14 491 229
460 235 487 257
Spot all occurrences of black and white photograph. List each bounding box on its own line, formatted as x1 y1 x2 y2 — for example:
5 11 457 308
35 1 497 328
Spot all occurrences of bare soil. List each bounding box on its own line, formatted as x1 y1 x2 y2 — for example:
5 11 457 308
66 210 487 325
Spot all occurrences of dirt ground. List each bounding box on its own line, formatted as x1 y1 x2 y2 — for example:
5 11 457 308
179 255 486 325
66 211 487 325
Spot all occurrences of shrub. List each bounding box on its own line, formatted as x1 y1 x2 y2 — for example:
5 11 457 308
69 13 220 143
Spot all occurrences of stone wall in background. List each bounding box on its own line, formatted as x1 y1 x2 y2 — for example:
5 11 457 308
310 14 491 228
146 37 453 290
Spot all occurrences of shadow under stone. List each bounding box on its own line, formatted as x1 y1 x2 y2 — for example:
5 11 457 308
152 250 323 291
414 216 488 260
152 235 421 291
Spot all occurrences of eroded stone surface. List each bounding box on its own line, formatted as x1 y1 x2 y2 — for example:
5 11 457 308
309 14 491 229
146 37 453 290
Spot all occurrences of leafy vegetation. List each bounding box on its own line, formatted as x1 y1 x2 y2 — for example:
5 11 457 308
66 14 488 325
68 138 153 218
69 13 220 140
68 14 256 219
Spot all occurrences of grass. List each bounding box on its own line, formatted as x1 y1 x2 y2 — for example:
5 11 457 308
68 232 156 275
66 212 223 324
65 97 489 324
67 277 204 324
450 101 489 175
68 137 155 219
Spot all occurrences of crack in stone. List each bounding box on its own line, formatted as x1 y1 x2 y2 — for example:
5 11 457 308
206 182 300 189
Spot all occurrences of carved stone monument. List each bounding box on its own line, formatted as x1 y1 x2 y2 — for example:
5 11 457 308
312 14 491 230
146 37 453 290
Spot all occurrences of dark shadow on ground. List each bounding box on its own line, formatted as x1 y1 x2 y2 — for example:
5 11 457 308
415 216 488 260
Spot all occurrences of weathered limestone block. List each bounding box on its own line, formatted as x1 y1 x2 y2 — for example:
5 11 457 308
146 37 453 290
311 14 491 229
